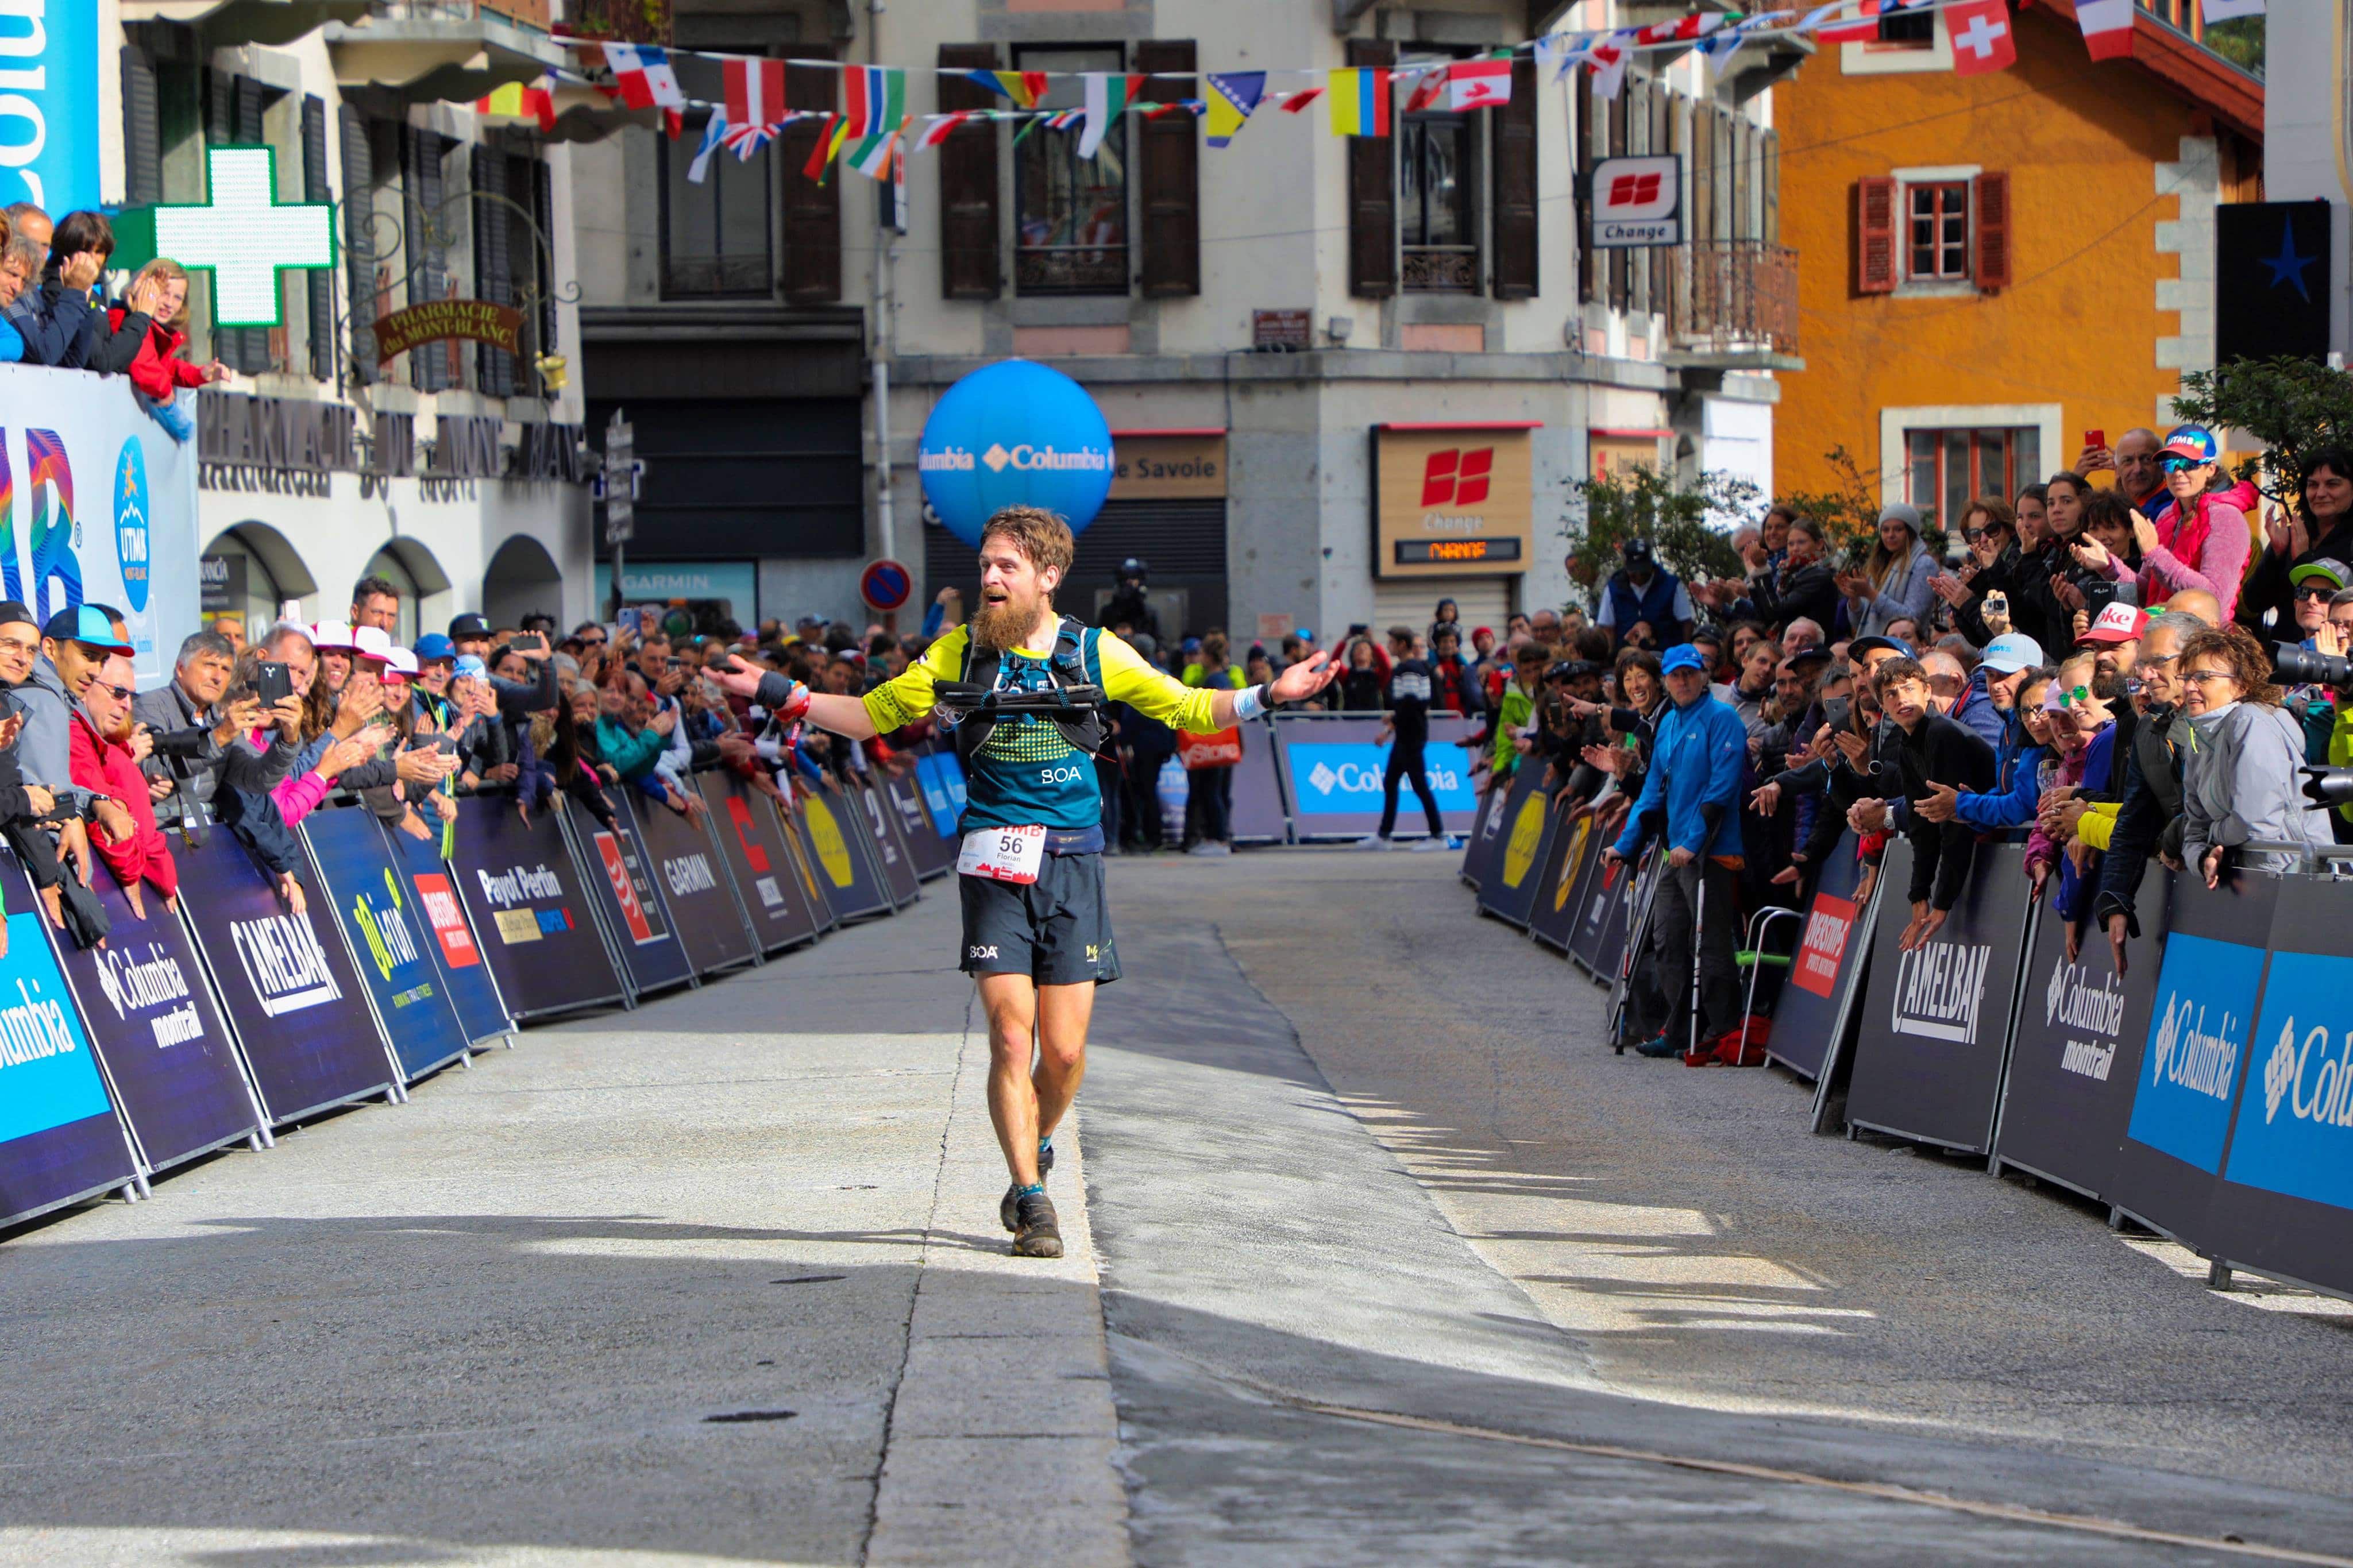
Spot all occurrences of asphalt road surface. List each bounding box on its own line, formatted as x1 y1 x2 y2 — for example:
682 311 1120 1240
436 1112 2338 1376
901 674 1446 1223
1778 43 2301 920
1 848 2347 1565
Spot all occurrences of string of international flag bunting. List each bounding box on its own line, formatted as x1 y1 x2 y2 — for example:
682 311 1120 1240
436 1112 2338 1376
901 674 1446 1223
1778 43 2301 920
470 0 2266 187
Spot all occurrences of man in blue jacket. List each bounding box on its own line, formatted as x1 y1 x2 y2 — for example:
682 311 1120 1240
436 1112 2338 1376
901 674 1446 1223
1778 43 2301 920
1603 643 1748 1058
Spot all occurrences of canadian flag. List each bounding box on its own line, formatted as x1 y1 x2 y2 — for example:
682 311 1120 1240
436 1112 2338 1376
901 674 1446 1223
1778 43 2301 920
1445 57 1513 110
724 57 786 128
1948 0 2017 74
2077 0 2136 59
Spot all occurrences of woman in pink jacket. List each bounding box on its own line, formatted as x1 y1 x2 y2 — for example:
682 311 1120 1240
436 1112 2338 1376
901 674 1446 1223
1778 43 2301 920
2121 425 2253 619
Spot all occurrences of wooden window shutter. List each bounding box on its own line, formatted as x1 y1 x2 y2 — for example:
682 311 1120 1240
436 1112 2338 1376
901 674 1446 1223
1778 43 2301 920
472 144 515 396
1135 39 1199 298
1345 37 1397 299
1575 77 1596 303
302 95 333 381
781 54 842 303
533 158 557 358
1974 169 2011 291
1854 175 1897 295
339 105 374 384
1491 49 1537 300
121 45 162 206
936 44 1001 300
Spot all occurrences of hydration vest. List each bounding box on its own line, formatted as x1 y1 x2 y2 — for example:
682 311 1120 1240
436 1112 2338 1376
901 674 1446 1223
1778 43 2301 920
951 615 1110 762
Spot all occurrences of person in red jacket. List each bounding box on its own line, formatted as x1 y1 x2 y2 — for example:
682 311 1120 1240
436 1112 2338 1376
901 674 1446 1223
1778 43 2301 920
70 651 178 914
106 260 229 441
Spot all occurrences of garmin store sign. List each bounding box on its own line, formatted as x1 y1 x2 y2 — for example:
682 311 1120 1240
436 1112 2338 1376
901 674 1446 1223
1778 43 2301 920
918 360 1114 546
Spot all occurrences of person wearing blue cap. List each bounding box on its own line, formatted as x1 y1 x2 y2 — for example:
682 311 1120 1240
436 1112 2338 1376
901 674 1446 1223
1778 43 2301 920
1602 643 1749 1059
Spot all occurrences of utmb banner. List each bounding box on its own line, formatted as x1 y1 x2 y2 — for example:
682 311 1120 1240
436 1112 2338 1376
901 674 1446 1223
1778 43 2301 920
0 367 201 683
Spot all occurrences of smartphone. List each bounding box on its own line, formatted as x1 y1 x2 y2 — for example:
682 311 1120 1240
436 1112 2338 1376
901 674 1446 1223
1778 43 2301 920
511 631 546 653
667 656 685 669
253 661 293 706
618 608 642 636
2084 428 2107 451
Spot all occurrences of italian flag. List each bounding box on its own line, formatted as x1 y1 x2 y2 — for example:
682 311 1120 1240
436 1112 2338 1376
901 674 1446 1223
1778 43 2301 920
1079 71 1142 159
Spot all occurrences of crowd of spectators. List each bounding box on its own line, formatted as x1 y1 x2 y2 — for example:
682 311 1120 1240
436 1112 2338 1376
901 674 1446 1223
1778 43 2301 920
1472 425 2346 1064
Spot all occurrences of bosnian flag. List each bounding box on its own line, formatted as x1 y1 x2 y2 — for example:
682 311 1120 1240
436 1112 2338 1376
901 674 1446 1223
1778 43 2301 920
1445 56 1513 110
1205 70 1266 148
2077 0 2135 57
1947 0 2016 74
724 57 786 129
604 43 682 111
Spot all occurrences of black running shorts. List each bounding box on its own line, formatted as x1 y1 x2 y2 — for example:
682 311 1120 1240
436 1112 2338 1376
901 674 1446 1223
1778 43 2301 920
958 852 1120 986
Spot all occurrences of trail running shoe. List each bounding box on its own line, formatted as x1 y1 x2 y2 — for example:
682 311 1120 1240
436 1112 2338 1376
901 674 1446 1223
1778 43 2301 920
1012 1190 1064 1258
1634 1033 1681 1058
1001 1141 1056 1232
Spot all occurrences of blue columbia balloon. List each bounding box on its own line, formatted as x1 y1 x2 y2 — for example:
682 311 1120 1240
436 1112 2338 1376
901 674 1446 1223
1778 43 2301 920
917 360 1115 547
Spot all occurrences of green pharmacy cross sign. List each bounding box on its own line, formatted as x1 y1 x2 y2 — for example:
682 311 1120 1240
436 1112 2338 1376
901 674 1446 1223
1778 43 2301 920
111 145 336 330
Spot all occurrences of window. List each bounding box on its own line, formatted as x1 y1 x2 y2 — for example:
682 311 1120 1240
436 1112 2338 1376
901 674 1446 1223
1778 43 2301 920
1878 10 1935 44
1906 181 1969 281
1401 52 1479 292
1015 47 1128 296
659 114 774 297
1906 426 2041 526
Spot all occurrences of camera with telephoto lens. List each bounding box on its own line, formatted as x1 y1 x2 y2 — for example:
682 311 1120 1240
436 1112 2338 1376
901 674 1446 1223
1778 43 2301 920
149 725 211 762
2273 642 2353 690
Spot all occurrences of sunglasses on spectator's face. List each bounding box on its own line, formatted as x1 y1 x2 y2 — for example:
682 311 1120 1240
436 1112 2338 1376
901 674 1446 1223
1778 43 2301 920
2297 583 2339 600
2161 456 2207 474
94 681 132 703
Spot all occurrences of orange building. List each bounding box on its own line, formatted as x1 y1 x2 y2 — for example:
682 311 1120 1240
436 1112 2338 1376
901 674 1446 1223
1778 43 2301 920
1772 0 2262 524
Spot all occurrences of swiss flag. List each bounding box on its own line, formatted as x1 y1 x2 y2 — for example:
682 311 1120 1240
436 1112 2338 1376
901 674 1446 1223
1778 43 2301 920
1948 0 2016 74
1445 57 1513 110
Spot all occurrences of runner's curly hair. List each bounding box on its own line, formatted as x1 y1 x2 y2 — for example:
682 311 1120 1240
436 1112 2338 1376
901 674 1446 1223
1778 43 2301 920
979 505 1075 580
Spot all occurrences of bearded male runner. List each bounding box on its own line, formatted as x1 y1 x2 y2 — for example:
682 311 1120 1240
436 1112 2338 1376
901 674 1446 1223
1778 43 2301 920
715 507 1338 1257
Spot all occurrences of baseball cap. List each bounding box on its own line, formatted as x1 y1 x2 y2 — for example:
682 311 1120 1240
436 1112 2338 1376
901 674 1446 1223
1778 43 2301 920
2161 424 2219 464
1785 644 1834 667
1846 634 1915 662
414 633 456 663
43 604 130 654
1980 631 2045 674
448 612 492 639
352 625 394 662
381 646 419 678
0 601 32 630
1297 627 1314 642
311 619 356 652
2289 557 2352 591
1660 643 1707 674
1548 659 1599 682
1622 538 1655 562
2081 604 2150 646
453 654 488 679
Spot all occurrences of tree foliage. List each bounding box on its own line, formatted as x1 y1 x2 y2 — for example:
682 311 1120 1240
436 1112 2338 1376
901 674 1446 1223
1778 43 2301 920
1773 445 1887 559
1563 462 1756 605
2173 356 2353 507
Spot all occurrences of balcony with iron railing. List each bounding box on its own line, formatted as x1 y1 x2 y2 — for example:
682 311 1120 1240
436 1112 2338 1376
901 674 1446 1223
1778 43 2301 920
1660 240 1801 370
326 0 569 101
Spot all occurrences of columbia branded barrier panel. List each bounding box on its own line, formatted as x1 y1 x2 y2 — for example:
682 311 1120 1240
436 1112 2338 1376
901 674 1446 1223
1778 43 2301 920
1766 840 1873 1083
1224 719 1290 844
298 805 473 1082
1271 713 1480 841
1991 871 2170 1203
630 787 758 977
1528 810 1604 954
0 859 141 1227
45 867 262 1174
446 797 627 1020
378 817 513 1046
1842 841 2036 1156
699 773 824 954
855 781 924 909
577 789 696 998
1459 782 1514 893
2207 871 2353 1299
796 781 893 922
173 829 398 1123
1476 771 1557 930
884 773 955 880
2109 870 2279 1246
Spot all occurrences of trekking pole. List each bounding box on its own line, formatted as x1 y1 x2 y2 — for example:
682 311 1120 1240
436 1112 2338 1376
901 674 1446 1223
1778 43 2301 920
1606 850 1661 1053
1688 868 1706 1062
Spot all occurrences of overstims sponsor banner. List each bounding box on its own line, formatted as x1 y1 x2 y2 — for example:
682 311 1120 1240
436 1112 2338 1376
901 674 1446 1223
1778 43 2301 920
378 816 511 1045
47 867 261 1172
698 772 823 953
299 806 471 1082
1763 836 1869 1083
1476 773 1557 930
446 797 624 1019
2109 869 2277 1248
0 860 138 1226
581 789 693 996
1991 870 2169 1203
173 828 396 1121
629 786 756 976
1843 840 2033 1156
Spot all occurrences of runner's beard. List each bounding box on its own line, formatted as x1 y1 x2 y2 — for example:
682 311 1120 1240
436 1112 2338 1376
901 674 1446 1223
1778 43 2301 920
973 584 1049 650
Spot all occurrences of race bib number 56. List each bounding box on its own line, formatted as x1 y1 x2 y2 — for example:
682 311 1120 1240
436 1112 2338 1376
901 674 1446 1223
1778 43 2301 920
959 824 1047 885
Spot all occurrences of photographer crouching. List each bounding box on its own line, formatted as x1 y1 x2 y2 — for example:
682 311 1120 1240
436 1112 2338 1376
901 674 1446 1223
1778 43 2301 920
134 628 302 832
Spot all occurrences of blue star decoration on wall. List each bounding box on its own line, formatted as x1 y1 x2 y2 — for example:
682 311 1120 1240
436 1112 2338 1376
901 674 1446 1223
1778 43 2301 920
2263 216 2317 303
